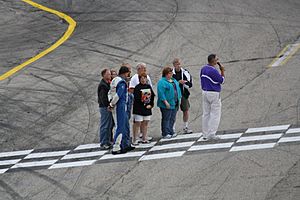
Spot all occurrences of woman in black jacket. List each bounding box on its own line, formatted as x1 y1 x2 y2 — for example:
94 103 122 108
132 73 155 144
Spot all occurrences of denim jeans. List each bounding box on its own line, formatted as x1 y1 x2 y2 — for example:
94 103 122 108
99 107 113 145
160 108 177 136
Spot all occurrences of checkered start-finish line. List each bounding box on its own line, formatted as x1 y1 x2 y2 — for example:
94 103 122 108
1 124 300 175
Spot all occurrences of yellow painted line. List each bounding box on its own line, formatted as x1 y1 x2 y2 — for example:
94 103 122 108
0 0 76 81
268 42 300 68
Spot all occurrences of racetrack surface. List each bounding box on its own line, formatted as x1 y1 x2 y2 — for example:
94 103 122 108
0 0 300 199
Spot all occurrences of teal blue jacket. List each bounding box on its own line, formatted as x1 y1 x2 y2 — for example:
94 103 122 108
157 77 182 109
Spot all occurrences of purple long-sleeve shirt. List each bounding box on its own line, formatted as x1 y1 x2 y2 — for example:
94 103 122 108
200 64 224 92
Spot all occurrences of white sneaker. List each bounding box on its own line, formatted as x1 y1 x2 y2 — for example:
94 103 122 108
163 134 172 139
209 135 220 140
172 133 178 138
183 127 193 134
132 140 139 146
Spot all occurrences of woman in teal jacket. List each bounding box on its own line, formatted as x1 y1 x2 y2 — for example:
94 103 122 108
157 66 182 139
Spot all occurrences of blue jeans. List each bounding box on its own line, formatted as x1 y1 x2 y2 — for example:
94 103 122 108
99 107 113 146
160 108 177 136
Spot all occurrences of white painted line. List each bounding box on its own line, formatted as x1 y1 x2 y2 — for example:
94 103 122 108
286 128 300 134
229 143 276 152
49 160 96 169
135 142 157 149
74 143 100 151
270 43 300 67
99 151 146 160
188 142 234 151
236 133 282 143
245 125 290 133
61 151 107 160
0 149 34 158
11 159 58 168
0 159 21 166
139 151 185 161
24 150 70 159
0 169 9 174
160 133 202 142
198 133 242 141
149 141 194 152
278 136 300 143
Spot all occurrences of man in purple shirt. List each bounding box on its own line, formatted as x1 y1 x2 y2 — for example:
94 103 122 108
200 54 225 140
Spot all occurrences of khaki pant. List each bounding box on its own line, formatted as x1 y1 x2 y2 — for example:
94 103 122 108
202 91 221 138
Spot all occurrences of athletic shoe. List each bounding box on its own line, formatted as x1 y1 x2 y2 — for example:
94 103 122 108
141 140 150 144
183 127 193 134
100 144 111 150
209 135 220 140
132 140 139 146
139 134 153 141
112 149 127 155
124 145 135 152
172 133 178 138
163 134 172 139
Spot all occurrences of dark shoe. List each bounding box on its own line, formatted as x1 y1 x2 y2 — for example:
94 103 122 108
124 145 135 152
112 149 127 155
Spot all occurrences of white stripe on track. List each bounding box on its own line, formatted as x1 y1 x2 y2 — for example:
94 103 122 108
0 149 34 158
24 150 70 159
0 159 21 166
149 142 194 152
245 125 290 133
236 134 282 143
99 151 146 160
198 133 242 141
286 128 300 134
61 151 107 160
0 169 9 174
74 143 100 151
139 151 185 161
49 160 96 169
278 136 300 143
160 133 202 142
188 142 234 151
229 143 276 152
11 159 58 168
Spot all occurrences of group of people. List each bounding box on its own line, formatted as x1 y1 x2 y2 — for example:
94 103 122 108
97 54 225 154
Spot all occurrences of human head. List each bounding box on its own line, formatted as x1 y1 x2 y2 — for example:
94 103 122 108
118 65 131 79
208 54 219 66
172 58 181 71
110 69 117 79
138 72 148 84
136 62 146 75
101 68 111 82
162 66 173 79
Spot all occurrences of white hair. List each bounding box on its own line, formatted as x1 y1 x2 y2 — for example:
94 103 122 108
136 62 146 70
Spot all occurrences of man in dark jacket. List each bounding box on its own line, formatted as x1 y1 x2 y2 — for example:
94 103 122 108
172 58 193 134
98 68 113 150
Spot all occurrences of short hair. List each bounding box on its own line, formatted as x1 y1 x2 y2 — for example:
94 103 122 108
208 54 216 63
138 72 147 80
110 69 117 75
136 62 146 70
101 68 109 77
118 66 130 75
162 66 173 77
173 58 180 64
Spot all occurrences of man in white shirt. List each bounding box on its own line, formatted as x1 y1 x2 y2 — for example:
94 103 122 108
129 63 153 141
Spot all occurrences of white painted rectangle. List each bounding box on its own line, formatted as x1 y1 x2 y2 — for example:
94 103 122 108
149 142 194 152
139 151 185 161
49 160 96 169
135 142 157 149
74 143 100 151
11 159 58 168
286 128 300 134
0 169 8 174
0 149 34 158
237 134 282 143
278 136 300 143
24 150 70 159
0 159 21 166
188 142 234 151
99 151 146 160
245 125 290 133
229 143 276 152
61 151 107 160
160 133 202 142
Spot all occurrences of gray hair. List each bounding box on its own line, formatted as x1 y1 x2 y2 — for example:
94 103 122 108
136 62 146 70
